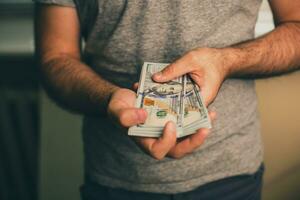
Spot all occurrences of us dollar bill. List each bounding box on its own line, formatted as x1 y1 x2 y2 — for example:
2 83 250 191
128 62 184 137
128 62 211 138
180 75 211 137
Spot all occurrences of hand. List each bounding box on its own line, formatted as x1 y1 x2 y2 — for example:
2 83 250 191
132 84 216 159
107 88 177 160
167 111 216 159
152 48 229 106
150 48 226 158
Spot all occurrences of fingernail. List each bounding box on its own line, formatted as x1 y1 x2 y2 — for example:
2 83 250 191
153 72 163 80
203 130 209 137
137 109 147 122
167 121 176 132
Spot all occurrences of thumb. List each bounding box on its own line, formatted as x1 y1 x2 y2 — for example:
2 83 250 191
117 108 147 127
152 62 192 83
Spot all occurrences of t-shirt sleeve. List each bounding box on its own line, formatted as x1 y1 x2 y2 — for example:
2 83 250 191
33 0 75 7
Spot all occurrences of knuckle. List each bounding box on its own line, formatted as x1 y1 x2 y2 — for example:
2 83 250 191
168 150 184 159
164 65 175 75
170 135 177 145
188 51 198 62
191 139 205 148
118 110 128 126
150 151 164 160
169 152 183 159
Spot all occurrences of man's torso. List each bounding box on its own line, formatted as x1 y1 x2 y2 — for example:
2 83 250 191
79 0 264 194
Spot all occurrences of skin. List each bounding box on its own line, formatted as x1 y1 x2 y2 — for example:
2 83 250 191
35 0 300 160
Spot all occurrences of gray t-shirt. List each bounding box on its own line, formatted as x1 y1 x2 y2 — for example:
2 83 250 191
35 0 264 194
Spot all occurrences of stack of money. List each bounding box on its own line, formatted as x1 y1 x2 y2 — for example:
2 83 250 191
128 62 211 138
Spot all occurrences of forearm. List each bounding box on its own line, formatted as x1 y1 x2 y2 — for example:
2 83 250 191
39 54 119 116
224 22 300 78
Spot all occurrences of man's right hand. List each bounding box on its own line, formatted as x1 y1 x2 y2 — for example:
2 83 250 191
107 88 177 160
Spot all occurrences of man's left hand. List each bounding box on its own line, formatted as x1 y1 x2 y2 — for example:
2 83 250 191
152 48 230 106
151 48 230 158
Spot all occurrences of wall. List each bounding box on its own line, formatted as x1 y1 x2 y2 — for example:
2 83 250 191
39 91 83 200
258 72 300 200
255 2 300 199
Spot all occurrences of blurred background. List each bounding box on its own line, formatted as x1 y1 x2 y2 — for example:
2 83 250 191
0 0 299 200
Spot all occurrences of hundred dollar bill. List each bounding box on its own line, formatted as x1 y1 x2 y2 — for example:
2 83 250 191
181 75 211 137
128 62 184 137
128 62 211 138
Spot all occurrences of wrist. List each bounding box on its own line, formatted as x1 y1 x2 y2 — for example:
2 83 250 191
218 47 244 78
107 86 121 105
221 44 262 78
105 86 120 112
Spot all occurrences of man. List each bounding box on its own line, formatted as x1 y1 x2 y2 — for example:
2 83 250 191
34 0 300 199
